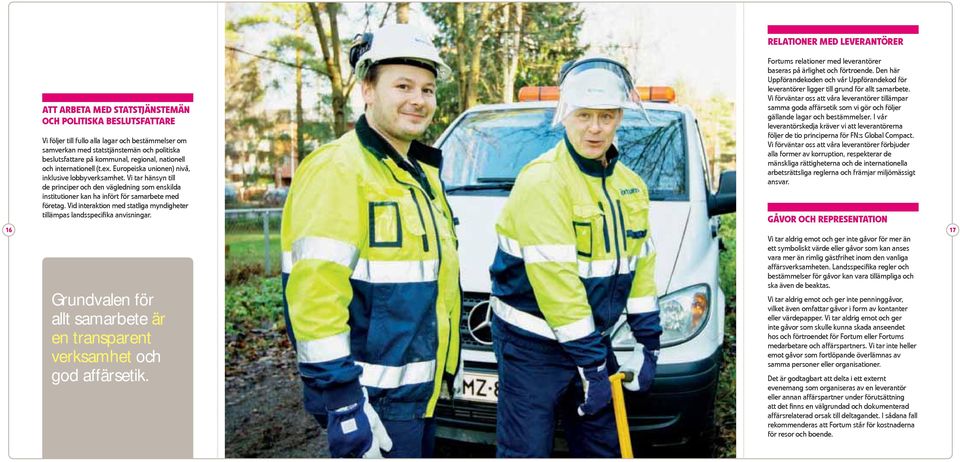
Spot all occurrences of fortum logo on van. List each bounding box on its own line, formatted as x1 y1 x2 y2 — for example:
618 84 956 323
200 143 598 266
433 85 735 455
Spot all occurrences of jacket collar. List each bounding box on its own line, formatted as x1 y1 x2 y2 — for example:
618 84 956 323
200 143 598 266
355 114 443 169
563 134 619 178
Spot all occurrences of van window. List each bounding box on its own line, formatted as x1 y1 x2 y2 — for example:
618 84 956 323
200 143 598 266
439 107 687 200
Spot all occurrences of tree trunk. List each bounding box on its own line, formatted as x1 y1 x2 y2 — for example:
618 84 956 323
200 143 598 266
500 6 511 103
308 3 347 137
465 3 490 109
506 4 522 102
500 4 522 103
326 4 347 136
455 3 468 112
395 3 409 23
295 41 305 161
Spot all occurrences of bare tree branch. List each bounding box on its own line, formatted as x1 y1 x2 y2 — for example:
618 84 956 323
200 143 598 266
379 3 392 28
225 45 326 76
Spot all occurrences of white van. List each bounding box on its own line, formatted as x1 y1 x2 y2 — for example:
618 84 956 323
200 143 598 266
433 87 735 455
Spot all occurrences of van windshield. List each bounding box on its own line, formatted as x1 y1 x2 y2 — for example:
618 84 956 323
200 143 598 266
438 107 687 200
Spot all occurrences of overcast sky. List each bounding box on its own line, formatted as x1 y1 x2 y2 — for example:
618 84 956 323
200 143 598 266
580 3 735 98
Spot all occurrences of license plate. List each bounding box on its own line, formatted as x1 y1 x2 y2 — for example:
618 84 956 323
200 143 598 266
457 371 499 403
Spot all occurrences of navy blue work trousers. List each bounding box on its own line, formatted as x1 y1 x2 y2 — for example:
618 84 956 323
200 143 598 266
493 322 620 458
381 418 436 458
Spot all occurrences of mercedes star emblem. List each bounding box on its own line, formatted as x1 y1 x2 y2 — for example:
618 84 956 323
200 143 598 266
467 300 493 345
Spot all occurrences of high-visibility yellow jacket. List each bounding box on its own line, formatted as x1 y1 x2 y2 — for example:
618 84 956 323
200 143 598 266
280 115 461 420
490 137 660 367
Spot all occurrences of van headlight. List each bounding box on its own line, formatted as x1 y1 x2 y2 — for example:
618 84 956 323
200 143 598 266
611 284 710 348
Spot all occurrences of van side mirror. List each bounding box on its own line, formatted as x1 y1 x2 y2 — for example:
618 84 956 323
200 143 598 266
708 170 736 216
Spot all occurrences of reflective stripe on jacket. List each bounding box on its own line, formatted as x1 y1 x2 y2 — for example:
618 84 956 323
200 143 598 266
280 115 461 420
490 136 661 367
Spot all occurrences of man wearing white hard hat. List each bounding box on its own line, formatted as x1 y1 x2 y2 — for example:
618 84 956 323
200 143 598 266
280 23 461 458
489 57 662 457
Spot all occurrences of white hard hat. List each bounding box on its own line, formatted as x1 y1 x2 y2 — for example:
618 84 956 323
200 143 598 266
553 57 640 126
350 24 451 80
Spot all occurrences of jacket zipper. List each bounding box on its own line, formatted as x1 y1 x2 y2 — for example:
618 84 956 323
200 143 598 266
597 201 610 253
601 172 621 318
617 200 627 251
437 178 461 391
420 188 447 375
421 190 443 262
601 175 621 270
408 188 430 252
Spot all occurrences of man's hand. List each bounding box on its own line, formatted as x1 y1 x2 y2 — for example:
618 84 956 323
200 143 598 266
576 361 612 416
444 361 464 398
618 344 658 392
326 390 393 458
